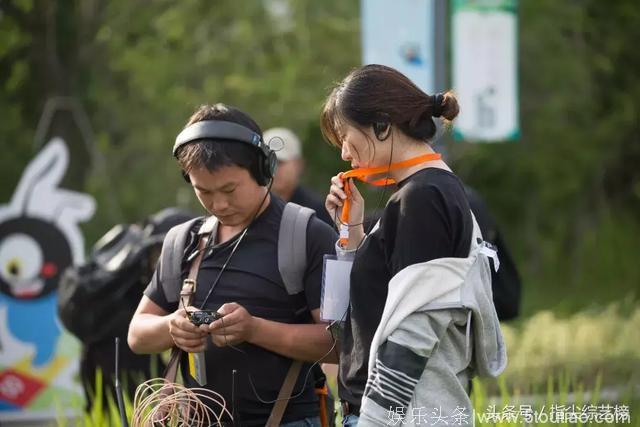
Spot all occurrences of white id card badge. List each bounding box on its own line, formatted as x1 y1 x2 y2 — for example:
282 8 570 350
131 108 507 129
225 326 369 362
320 254 353 322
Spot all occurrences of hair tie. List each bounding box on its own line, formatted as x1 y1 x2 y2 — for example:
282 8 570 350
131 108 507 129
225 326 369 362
430 93 445 118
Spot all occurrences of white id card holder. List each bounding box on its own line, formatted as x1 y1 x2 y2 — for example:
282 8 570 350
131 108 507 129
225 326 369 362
188 351 207 386
320 254 353 322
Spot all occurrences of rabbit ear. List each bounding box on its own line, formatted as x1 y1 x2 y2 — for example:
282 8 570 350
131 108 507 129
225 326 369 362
10 138 94 221
11 138 69 215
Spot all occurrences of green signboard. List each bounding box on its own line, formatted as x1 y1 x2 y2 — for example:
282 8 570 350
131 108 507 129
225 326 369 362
452 0 520 142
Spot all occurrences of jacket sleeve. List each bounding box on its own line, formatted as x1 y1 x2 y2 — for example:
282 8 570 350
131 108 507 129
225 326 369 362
360 310 450 425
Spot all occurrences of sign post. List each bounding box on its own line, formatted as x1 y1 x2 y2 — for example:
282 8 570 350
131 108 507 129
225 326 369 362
361 0 437 94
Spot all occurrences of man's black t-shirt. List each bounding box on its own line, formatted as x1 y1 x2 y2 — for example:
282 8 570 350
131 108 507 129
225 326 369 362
338 168 473 407
144 196 337 425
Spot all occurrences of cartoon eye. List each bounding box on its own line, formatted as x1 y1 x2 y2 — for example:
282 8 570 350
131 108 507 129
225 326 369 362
0 234 43 282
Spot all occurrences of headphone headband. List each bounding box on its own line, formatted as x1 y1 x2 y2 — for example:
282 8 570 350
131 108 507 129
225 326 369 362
173 120 267 157
172 120 277 185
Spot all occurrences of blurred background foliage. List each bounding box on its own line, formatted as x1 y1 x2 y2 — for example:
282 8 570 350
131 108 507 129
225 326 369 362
1 0 639 321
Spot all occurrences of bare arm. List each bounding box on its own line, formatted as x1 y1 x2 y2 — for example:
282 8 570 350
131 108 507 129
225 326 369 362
250 309 339 363
209 304 339 364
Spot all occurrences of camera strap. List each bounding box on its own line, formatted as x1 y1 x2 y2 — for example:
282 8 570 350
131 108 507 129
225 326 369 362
186 233 209 385
164 231 208 383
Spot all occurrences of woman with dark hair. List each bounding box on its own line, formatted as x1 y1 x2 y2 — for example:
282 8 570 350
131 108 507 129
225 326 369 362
322 65 506 426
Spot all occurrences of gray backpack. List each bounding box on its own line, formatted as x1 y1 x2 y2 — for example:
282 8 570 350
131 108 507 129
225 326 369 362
157 202 315 304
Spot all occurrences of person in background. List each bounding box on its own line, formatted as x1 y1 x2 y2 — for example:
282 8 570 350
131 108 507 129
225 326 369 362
463 185 521 321
264 127 334 226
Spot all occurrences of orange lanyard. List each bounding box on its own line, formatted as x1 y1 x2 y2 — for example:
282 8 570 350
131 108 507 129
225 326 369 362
338 152 441 247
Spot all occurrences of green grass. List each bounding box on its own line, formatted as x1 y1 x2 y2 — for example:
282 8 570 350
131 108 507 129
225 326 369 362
498 302 640 392
56 369 135 427
471 374 640 426
472 301 640 426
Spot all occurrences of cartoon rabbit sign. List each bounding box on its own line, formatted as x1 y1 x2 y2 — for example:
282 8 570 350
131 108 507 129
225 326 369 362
0 138 95 417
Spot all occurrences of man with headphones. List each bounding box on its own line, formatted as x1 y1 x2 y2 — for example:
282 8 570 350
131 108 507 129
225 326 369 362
128 104 338 426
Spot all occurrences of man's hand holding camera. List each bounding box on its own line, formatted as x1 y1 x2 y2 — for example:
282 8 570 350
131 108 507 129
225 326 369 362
208 302 256 347
169 303 256 351
168 306 209 353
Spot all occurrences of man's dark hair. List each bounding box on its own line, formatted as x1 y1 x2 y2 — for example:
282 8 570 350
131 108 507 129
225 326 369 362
176 103 264 185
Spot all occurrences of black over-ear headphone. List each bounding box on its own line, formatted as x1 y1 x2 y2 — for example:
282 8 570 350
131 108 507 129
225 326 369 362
172 120 278 186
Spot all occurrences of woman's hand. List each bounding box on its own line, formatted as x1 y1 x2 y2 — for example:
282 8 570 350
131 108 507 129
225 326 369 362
325 174 365 228
168 307 209 353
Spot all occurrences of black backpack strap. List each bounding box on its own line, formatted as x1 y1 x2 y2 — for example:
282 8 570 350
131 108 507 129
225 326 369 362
158 217 202 304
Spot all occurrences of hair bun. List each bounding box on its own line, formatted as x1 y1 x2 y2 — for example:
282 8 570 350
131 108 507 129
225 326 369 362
439 91 459 121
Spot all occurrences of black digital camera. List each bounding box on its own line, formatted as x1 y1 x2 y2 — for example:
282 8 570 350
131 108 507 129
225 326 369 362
187 310 222 326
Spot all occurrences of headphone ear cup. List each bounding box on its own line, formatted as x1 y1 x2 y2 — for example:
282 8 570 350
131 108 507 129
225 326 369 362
259 150 277 186
373 122 390 141
252 149 273 186
257 159 267 186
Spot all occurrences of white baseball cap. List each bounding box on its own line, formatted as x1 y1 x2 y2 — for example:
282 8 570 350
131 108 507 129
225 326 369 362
263 127 302 161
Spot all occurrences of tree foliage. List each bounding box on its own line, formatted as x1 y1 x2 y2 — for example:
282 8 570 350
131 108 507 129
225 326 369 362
0 0 638 314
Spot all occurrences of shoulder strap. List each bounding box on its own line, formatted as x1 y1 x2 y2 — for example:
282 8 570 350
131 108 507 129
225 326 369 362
265 360 303 427
266 204 314 425
158 217 202 303
470 212 500 272
278 202 314 295
163 229 209 383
